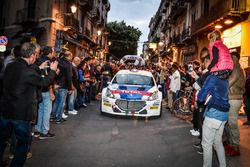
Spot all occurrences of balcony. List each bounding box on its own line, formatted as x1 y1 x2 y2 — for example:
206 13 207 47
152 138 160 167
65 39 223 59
181 27 192 43
64 15 80 32
172 35 184 46
191 0 248 35
90 8 101 21
79 0 93 11
16 7 40 24
168 0 187 21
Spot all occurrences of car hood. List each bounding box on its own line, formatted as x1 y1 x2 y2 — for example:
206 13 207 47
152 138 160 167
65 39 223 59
109 84 156 100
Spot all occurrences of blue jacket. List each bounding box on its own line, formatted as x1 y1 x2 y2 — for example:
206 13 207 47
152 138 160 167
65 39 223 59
197 75 230 121
198 75 229 121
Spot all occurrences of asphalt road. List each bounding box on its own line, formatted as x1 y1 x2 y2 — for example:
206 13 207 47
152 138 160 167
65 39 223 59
23 101 248 167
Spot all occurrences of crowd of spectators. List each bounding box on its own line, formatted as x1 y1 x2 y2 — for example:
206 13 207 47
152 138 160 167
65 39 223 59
0 30 250 167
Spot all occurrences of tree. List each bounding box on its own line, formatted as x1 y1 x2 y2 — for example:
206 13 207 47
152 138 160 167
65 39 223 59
107 21 142 59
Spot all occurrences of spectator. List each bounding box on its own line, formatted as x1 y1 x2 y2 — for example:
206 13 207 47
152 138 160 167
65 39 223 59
197 70 229 167
0 43 57 167
67 56 81 115
169 63 181 106
224 51 246 156
51 51 73 123
243 67 250 125
35 46 56 139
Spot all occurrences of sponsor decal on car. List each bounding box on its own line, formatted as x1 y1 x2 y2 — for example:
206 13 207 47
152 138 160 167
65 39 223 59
111 90 152 96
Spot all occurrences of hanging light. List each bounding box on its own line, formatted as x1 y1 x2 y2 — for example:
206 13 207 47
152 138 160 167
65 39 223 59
70 5 77 14
224 19 233 25
215 24 223 29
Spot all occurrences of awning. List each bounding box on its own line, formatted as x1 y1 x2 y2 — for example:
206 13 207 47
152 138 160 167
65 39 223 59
11 27 46 39
63 33 82 47
77 34 97 46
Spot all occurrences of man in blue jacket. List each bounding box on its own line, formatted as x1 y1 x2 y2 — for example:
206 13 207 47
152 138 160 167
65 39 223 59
197 74 229 167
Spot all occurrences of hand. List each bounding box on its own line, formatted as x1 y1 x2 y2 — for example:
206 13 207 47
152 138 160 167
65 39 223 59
50 61 58 71
68 90 73 95
39 61 49 69
202 69 209 74
56 69 60 75
50 93 55 101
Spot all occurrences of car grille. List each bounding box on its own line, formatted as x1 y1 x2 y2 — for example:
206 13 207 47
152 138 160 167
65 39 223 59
115 100 146 111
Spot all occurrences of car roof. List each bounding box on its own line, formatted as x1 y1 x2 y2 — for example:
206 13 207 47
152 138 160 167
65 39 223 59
116 69 153 77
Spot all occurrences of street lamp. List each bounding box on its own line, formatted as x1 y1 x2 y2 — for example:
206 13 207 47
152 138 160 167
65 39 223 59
97 30 102 36
70 5 77 14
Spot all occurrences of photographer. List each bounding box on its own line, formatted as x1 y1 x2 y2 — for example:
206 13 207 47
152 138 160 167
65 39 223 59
0 43 58 167
34 46 56 139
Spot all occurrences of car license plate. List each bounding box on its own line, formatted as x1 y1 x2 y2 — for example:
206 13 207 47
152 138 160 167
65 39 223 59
150 106 158 110
103 102 111 107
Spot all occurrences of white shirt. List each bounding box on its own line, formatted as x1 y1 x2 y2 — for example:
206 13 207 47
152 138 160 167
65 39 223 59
169 70 181 93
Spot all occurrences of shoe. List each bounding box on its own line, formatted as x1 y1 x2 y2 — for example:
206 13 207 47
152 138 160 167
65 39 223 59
190 129 196 133
243 121 250 126
26 152 32 159
62 113 68 119
193 142 202 149
83 103 87 108
197 148 203 155
39 132 55 139
50 117 56 122
55 119 66 124
34 132 40 138
68 110 78 115
226 146 240 156
9 154 14 159
191 130 200 137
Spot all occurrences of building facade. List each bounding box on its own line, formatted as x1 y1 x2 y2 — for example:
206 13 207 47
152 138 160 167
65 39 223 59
0 0 111 59
148 0 250 67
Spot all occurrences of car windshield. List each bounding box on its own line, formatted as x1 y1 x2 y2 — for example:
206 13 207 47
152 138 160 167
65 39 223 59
112 74 155 86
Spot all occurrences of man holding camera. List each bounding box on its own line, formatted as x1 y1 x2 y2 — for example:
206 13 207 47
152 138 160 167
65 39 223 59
34 46 56 139
0 43 58 166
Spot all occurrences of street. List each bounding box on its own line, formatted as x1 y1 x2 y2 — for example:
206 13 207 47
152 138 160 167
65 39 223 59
24 101 250 167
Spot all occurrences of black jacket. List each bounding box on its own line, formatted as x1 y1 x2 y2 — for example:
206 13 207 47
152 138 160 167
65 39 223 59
1 58 56 121
56 57 72 90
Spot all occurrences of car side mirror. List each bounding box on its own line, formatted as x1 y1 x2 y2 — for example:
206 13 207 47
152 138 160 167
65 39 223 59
107 81 111 85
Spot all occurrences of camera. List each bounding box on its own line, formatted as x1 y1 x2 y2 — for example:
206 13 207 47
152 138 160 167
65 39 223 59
188 64 193 73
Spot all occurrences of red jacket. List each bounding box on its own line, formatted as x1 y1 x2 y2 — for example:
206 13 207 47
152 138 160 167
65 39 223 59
209 40 233 72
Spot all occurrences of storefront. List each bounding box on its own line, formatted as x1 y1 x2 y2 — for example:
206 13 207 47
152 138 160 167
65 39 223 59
222 20 250 68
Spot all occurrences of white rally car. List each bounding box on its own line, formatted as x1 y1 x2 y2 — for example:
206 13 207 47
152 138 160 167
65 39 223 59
101 69 162 117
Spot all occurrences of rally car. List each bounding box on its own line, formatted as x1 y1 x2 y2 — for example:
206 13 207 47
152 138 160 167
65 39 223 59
100 69 162 117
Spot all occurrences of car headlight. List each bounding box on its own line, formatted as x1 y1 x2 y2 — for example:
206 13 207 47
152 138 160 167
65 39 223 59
148 91 159 101
105 89 115 98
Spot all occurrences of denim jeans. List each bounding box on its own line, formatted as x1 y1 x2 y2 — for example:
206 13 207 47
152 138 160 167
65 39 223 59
51 89 68 120
35 92 52 134
0 117 31 167
67 89 77 111
202 117 226 167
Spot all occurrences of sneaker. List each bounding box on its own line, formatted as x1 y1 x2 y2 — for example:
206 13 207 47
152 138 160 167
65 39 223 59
26 152 32 159
9 154 14 159
62 113 68 119
193 142 202 149
55 119 66 124
191 130 200 137
68 110 78 115
243 121 250 126
50 117 56 122
197 148 203 155
83 103 87 108
190 129 196 133
39 132 55 139
33 132 40 138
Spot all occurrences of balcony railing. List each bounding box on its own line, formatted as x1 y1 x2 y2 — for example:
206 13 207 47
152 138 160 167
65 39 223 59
16 7 40 23
90 7 100 21
181 27 191 42
64 15 80 32
79 0 93 10
168 0 187 20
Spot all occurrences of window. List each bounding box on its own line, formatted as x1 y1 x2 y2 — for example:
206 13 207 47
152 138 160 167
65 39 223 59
113 74 154 86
